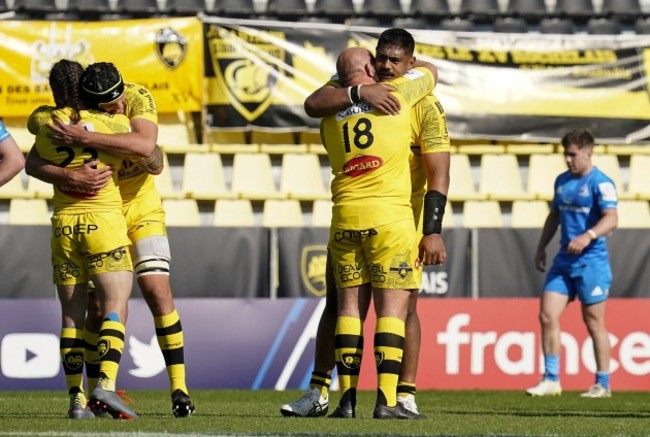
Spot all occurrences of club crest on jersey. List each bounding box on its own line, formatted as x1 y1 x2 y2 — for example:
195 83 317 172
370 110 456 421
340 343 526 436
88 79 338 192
300 245 328 297
342 155 383 177
155 27 188 70
207 26 284 122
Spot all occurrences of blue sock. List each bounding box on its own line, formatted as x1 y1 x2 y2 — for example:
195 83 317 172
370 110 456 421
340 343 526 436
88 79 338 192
543 354 560 382
104 312 120 322
596 371 610 390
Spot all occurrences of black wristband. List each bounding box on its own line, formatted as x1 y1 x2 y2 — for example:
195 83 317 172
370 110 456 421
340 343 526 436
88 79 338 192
350 85 361 103
423 190 447 235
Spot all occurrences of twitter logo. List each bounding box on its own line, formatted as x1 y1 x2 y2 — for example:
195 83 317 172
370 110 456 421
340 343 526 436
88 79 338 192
128 335 166 378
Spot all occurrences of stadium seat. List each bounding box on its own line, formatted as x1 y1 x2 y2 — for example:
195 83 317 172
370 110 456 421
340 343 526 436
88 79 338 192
120 0 161 16
268 0 311 19
506 0 547 20
279 153 329 200
539 17 575 33
510 200 550 228
166 0 206 15
312 0 357 20
8 198 50 225
157 112 201 153
457 143 505 155
213 199 255 227
587 18 621 34
447 154 486 201
505 143 555 155
154 151 183 199
69 0 112 17
492 16 528 32
527 153 566 200
616 200 650 228
348 16 384 26
162 199 201 226
409 0 450 18
627 154 650 200
392 17 432 29
0 172 31 199
181 152 235 200
220 0 257 16
230 152 284 200
362 0 404 19
591 154 625 198
259 143 308 155
250 130 296 145
601 0 641 22
13 0 57 14
440 17 475 31
441 201 455 228
208 130 248 145
553 0 594 21
461 200 503 228
479 154 532 201
26 176 53 199
635 17 650 34
262 199 304 227
459 0 500 19
311 199 332 227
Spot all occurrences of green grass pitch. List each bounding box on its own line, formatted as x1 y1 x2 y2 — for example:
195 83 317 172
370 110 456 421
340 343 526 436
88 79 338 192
0 389 648 436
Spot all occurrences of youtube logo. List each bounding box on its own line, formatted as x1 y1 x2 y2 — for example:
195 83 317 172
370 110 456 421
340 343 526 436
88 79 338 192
1 333 60 379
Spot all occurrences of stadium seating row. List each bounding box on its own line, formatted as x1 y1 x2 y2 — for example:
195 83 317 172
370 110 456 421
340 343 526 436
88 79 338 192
5 197 650 228
3 151 648 203
4 0 650 34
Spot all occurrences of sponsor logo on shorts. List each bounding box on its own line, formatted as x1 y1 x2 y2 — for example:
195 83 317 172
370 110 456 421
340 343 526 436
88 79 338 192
334 228 378 241
338 263 362 283
54 261 81 281
86 247 129 270
369 264 388 283
54 224 98 237
342 155 383 177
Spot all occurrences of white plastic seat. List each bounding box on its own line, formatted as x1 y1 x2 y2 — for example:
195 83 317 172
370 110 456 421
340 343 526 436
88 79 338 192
181 152 235 200
447 154 486 201
616 200 650 228
231 153 284 200
479 154 532 201
511 200 550 228
279 153 329 200
527 154 567 201
162 199 201 226
262 199 304 227
461 200 504 228
312 199 332 227
8 198 50 225
213 199 255 227
627 155 650 200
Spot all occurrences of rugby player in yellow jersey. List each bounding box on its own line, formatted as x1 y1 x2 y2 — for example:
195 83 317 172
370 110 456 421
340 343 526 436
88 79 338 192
25 62 194 418
318 46 435 419
281 28 450 419
28 59 137 419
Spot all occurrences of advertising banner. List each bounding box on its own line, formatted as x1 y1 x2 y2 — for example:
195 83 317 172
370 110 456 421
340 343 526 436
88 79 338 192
1 298 649 391
203 16 650 143
0 17 203 115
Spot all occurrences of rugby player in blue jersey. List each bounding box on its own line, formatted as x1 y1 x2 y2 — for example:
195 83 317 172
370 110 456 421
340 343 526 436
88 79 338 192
527 129 618 398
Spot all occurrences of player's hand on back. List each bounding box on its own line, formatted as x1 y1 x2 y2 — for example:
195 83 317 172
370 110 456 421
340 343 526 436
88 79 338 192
48 117 88 145
361 83 400 115
66 160 112 191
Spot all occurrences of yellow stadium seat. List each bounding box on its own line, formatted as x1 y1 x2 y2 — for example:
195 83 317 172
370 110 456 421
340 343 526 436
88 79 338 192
280 153 329 200
154 152 183 199
312 199 332 227
8 198 50 225
262 199 304 227
208 130 247 144
231 153 284 200
251 130 296 145
260 143 309 155
308 143 328 155
461 200 503 228
162 199 201 226
627 154 650 200
606 144 650 156
2 117 33 153
505 143 555 155
181 152 235 200
213 199 255 227
457 144 506 155
211 143 260 154
527 154 566 200
447 154 486 201
299 131 322 145
26 176 53 199
0 172 31 199
157 112 203 153
616 200 650 228
479 154 532 201
511 200 550 228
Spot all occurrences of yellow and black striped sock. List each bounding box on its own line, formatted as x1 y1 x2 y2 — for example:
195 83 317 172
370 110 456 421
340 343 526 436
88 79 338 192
60 327 85 395
309 371 332 399
375 316 405 407
83 328 100 393
397 381 416 400
154 309 188 395
97 318 125 392
335 316 363 403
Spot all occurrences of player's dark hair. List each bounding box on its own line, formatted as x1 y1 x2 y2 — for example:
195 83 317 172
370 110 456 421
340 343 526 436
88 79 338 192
376 28 415 57
49 59 84 112
561 129 595 150
80 62 125 109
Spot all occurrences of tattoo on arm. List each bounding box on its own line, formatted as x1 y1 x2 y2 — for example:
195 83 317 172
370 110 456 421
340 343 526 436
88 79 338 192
133 145 164 174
